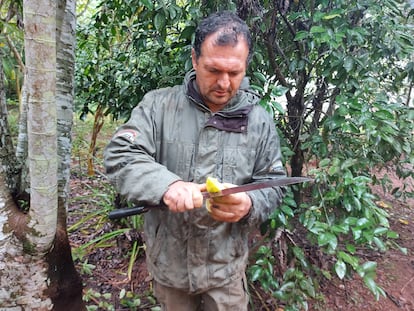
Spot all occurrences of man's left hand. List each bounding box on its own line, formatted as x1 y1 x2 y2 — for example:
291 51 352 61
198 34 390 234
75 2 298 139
206 183 252 223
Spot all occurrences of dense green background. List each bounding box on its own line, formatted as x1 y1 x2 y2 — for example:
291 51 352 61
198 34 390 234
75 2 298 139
2 0 413 309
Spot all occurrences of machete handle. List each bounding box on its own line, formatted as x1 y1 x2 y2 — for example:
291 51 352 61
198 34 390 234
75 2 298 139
108 205 162 220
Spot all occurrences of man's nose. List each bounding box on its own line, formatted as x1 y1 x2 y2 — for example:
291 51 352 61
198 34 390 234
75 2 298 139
217 73 230 89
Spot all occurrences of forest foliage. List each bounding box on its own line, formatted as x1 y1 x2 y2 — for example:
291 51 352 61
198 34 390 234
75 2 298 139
74 0 414 309
2 0 414 309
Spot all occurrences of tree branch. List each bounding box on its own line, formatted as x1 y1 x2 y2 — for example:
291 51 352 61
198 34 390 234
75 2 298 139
5 34 25 72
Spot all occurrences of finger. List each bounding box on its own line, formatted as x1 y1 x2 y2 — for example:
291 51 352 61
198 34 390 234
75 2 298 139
166 200 179 213
209 207 238 222
211 195 240 208
206 200 234 221
198 183 207 192
183 194 195 211
192 188 204 208
165 195 188 213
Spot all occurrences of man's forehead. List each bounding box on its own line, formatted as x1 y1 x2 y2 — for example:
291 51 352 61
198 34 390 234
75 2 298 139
202 56 246 72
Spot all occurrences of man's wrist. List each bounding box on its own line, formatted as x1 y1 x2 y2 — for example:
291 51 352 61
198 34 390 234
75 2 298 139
240 195 253 223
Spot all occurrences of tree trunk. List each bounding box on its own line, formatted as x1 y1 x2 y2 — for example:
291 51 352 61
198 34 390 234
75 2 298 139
0 0 85 309
0 14 51 308
25 0 58 255
0 169 53 308
48 1 86 309
288 94 305 203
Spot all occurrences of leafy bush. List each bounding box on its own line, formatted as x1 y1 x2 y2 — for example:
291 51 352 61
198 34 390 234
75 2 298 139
74 0 414 309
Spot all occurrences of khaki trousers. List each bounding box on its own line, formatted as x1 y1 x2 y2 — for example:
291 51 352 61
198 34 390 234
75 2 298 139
153 276 249 311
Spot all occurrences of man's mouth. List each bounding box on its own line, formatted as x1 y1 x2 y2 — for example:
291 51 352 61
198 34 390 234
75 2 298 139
213 89 229 96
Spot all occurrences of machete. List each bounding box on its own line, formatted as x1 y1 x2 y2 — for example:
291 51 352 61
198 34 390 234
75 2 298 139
108 176 313 220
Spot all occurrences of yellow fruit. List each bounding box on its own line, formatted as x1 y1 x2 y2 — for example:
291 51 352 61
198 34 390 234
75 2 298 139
205 176 224 213
206 176 223 193
206 200 213 213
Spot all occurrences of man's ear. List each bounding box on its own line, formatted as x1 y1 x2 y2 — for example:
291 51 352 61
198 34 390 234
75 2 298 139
191 48 198 69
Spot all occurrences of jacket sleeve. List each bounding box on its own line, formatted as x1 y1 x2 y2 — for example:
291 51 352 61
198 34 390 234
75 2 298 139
243 107 287 227
103 91 181 205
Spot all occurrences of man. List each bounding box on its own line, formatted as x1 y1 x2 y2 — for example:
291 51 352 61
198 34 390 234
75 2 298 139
104 11 286 310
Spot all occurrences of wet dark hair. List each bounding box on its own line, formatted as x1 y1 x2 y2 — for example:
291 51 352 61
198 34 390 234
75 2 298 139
193 11 253 64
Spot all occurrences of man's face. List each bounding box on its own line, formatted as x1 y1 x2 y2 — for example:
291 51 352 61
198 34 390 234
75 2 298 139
191 32 249 112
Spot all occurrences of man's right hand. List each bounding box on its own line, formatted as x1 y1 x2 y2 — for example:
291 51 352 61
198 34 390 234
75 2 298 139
163 180 204 213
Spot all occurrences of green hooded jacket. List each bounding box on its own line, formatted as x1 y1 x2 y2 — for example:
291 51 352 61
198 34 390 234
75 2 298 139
104 70 286 293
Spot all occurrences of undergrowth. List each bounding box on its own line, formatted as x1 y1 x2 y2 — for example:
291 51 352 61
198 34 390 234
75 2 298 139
69 112 413 311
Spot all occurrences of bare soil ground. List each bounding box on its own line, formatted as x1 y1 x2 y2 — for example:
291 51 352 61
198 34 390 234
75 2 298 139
68 165 414 311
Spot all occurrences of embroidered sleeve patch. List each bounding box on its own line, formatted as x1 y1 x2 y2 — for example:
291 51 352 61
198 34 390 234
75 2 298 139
115 129 138 143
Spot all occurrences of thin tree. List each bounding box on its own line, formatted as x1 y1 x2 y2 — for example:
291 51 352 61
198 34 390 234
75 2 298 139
0 0 85 309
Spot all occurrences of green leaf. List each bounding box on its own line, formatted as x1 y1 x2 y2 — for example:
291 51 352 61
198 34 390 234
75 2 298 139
319 158 331 167
249 266 262 281
340 158 357 170
356 217 370 228
386 230 399 239
363 275 386 300
101 39 110 51
361 261 377 273
335 260 346 279
119 288 126 299
352 196 362 211
328 165 339 176
292 246 305 261
318 232 338 250
180 26 195 41
141 0 153 9
279 281 295 292
363 275 377 295
375 109 394 120
277 211 287 226
344 217 359 226
168 5 178 20
321 269 332 280
397 245 408 255
353 228 362 240
322 13 341 20
324 190 339 200
282 196 297 208
310 25 326 34
154 11 166 31
300 278 316 298
346 244 356 254
338 251 359 269
331 224 349 234
373 227 388 235
253 71 267 83
373 237 386 251
295 30 309 41
281 204 294 217
343 56 354 72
